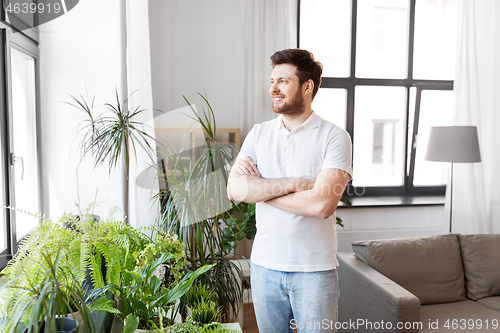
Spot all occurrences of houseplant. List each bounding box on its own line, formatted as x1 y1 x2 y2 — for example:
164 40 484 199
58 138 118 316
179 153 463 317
0 210 77 326
67 90 158 221
163 318 239 333
0 248 94 333
86 232 216 333
0 206 149 327
184 285 221 326
158 93 249 322
67 207 149 289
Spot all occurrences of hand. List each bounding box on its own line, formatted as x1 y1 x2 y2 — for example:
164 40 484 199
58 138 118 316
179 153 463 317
235 157 261 177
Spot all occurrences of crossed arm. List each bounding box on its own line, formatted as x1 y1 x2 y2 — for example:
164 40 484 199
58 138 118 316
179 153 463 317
226 157 350 219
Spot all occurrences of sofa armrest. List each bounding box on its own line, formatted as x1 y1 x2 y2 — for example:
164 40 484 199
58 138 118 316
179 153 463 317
337 253 421 332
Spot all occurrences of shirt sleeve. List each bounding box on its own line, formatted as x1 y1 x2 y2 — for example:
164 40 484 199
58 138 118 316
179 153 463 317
322 127 353 180
236 126 257 162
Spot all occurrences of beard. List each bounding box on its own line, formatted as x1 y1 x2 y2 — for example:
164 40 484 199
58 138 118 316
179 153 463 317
272 89 305 118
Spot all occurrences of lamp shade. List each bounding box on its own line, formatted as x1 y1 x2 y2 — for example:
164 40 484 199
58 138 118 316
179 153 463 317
425 126 481 163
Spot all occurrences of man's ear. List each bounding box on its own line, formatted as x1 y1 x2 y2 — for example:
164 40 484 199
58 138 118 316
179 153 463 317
303 79 314 96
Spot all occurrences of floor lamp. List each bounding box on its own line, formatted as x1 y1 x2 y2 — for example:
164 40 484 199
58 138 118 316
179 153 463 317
425 126 481 233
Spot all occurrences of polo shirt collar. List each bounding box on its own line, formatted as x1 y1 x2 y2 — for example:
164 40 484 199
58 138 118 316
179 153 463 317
274 111 321 130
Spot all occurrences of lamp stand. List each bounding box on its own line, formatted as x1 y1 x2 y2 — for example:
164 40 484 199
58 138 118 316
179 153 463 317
449 162 454 233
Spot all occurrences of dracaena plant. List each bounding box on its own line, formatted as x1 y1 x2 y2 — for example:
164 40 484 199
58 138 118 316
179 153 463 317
67 90 158 220
157 93 249 322
86 232 215 333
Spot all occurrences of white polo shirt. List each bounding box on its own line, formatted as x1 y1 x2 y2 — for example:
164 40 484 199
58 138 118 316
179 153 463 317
237 111 353 272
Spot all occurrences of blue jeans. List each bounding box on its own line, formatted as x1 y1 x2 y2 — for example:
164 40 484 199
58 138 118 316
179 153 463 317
251 262 339 333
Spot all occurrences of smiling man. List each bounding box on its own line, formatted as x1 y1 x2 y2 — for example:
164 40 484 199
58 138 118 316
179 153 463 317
227 49 353 333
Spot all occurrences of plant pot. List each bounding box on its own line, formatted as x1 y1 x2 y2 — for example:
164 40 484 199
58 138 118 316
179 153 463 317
165 299 182 324
221 322 242 332
67 310 83 333
22 317 79 333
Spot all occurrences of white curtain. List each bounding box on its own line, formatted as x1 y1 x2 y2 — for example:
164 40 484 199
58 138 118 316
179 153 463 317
125 0 159 228
241 0 298 136
452 0 500 234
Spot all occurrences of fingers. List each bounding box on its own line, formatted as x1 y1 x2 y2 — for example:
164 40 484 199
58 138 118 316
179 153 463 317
246 157 261 177
236 160 253 175
236 157 261 177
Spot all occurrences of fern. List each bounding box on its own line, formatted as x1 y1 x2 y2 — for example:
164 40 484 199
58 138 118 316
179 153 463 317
1 206 150 325
0 212 76 325
89 250 105 289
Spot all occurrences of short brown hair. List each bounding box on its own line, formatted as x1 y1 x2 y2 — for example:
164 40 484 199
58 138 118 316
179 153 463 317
271 48 323 99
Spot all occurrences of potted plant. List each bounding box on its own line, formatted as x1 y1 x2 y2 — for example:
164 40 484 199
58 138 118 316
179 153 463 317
183 285 221 326
67 208 149 290
163 317 240 333
158 94 250 323
0 210 77 324
0 206 149 329
86 232 215 333
67 91 158 221
0 248 94 333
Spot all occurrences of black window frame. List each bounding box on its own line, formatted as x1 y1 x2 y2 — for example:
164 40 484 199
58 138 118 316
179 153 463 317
298 0 453 197
1 1 41 270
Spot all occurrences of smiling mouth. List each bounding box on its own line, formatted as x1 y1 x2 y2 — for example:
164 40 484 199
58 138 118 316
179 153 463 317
273 96 285 103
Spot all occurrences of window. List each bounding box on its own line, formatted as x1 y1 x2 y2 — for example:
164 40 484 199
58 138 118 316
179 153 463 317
1 10 41 269
300 0 458 196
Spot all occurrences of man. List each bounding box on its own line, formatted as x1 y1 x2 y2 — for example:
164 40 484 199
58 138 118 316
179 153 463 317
227 49 352 332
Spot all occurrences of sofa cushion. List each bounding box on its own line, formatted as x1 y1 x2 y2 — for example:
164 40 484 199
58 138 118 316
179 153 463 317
352 234 466 305
458 234 500 300
476 296 500 312
420 300 500 333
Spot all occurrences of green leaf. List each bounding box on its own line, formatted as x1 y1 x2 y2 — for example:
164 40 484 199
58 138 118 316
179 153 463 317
129 298 149 321
223 227 233 238
149 275 162 295
126 270 143 286
88 298 120 314
164 264 215 304
139 252 174 280
86 284 121 302
123 314 140 333
245 228 257 239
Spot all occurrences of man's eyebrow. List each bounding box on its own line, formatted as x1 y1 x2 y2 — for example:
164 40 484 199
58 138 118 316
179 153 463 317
270 77 291 81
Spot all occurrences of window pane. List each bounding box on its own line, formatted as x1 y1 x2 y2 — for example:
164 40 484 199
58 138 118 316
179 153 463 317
312 88 346 129
356 0 409 79
11 47 40 240
300 0 351 77
413 90 453 186
413 0 458 80
353 86 406 186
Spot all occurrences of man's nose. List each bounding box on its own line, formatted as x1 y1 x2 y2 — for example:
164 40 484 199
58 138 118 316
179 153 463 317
271 83 279 93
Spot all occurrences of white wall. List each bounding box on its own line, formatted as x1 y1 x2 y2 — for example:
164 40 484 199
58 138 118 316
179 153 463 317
149 0 244 130
336 206 447 252
39 0 125 219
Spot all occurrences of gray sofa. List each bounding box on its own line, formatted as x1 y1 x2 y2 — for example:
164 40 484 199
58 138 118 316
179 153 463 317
337 234 500 332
